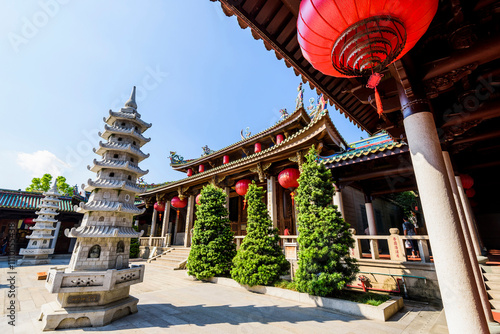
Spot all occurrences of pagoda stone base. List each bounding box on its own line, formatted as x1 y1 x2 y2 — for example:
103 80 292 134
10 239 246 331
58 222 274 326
39 296 138 331
17 255 51 266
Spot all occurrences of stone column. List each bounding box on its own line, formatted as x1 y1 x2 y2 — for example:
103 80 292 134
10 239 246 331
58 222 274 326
184 195 195 247
455 176 483 257
149 210 158 246
442 151 493 322
364 193 377 235
267 176 278 229
333 183 345 217
224 187 230 212
161 200 171 247
50 221 61 249
403 108 488 333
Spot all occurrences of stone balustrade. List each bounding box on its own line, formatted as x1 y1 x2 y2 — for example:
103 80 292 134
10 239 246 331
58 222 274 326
138 235 170 247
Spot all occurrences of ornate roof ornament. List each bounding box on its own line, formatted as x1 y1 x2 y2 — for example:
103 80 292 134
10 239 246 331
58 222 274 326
295 82 304 110
124 86 137 110
279 108 289 120
308 94 328 120
240 127 251 140
169 151 186 164
201 145 214 156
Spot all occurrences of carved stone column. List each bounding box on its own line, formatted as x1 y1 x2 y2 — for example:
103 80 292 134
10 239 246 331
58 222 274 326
267 176 278 228
184 195 195 247
401 94 488 333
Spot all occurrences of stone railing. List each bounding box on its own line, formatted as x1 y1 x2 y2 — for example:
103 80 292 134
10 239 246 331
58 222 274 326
350 228 432 264
138 235 171 248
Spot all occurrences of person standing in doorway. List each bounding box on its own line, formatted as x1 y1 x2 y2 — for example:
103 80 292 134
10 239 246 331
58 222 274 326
403 217 419 259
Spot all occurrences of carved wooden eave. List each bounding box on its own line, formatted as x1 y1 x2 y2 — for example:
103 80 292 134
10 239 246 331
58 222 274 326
249 162 272 182
141 112 342 200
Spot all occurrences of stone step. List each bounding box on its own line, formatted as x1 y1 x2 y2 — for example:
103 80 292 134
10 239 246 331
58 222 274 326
484 273 500 282
147 262 177 270
486 281 500 291
492 267 500 274
161 254 187 261
171 249 190 254
156 258 182 265
488 290 500 300
490 299 500 310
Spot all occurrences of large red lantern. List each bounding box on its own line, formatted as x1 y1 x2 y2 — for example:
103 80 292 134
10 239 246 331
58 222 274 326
196 194 202 205
254 142 262 153
171 196 188 222
223 155 230 164
278 168 300 205
187 168 193 177
297 0 438 116
235 179 252 209
154 202 165 212
460 174 474 189
466 188 476 198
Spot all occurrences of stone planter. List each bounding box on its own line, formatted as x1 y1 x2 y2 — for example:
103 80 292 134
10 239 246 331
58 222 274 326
207 277 403 321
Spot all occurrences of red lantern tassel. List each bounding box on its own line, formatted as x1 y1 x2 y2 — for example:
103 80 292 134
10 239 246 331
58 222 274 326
243 199 247 210
291 192 295 206
374 87 383 117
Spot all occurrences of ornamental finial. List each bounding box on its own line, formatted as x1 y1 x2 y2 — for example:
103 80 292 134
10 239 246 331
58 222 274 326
295 82 304 110
125 86 137 109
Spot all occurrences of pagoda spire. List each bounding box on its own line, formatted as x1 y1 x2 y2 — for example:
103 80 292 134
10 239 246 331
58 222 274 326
125 86 137 109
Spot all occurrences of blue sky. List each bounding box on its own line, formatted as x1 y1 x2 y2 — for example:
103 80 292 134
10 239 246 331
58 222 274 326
0 1 366 191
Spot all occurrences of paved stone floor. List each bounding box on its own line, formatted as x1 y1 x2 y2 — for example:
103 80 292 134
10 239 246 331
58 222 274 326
1 259 448 333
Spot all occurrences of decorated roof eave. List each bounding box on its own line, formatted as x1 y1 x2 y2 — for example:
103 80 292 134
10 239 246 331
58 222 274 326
211 0 374 135
170 107 314 170
320 143 409 168
142 111 339 197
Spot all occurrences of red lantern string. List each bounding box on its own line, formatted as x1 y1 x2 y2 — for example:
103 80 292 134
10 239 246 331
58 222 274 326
367 73 384 117
290 191 295 206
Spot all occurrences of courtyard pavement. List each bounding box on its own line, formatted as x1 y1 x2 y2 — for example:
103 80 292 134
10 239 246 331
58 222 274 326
1 258 448 333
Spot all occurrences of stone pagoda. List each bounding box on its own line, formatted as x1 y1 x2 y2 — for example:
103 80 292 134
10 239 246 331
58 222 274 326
18 182 59 265
40 87 150 331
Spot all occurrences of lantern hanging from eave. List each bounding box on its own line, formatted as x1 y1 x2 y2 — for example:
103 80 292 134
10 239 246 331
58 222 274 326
196 194 202 205
235 179 252 209
154 201 165 212
199 164 205 173
278 168 300 205
460 174 474 189
24 218 35 225
171 196 188 221
297 0 438 117
255 142 262 153
276 134 284 145
223 155 230 164
466 188 476 198
187 168 193 177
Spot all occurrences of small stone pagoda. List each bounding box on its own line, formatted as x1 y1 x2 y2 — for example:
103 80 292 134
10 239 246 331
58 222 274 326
40 87 150 331
18 182 59 265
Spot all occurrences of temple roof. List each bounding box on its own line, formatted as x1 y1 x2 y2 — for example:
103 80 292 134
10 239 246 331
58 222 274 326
94 141 150 161
0 189 79 212
143 108 343 196
99 124 151 145
88 159 149 176
170 107 347 170
319 133 408 167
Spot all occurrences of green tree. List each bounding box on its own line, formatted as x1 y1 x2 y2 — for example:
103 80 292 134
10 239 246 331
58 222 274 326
231 182 289 286
187 184 236 280
294 146 358 297
26 174 74 196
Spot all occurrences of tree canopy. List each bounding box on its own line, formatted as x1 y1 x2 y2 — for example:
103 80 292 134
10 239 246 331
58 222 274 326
26 174 74 196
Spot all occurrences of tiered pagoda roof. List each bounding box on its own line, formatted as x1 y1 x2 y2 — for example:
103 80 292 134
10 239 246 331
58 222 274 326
88 159 149 176
99 124 151 146
93 141 150 161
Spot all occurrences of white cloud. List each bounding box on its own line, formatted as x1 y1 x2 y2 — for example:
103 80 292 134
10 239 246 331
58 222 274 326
16 150 71 177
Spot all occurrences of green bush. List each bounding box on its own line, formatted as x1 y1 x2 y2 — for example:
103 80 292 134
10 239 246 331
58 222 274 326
294 146 358 296
187 184 236 280
231 183 289 286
